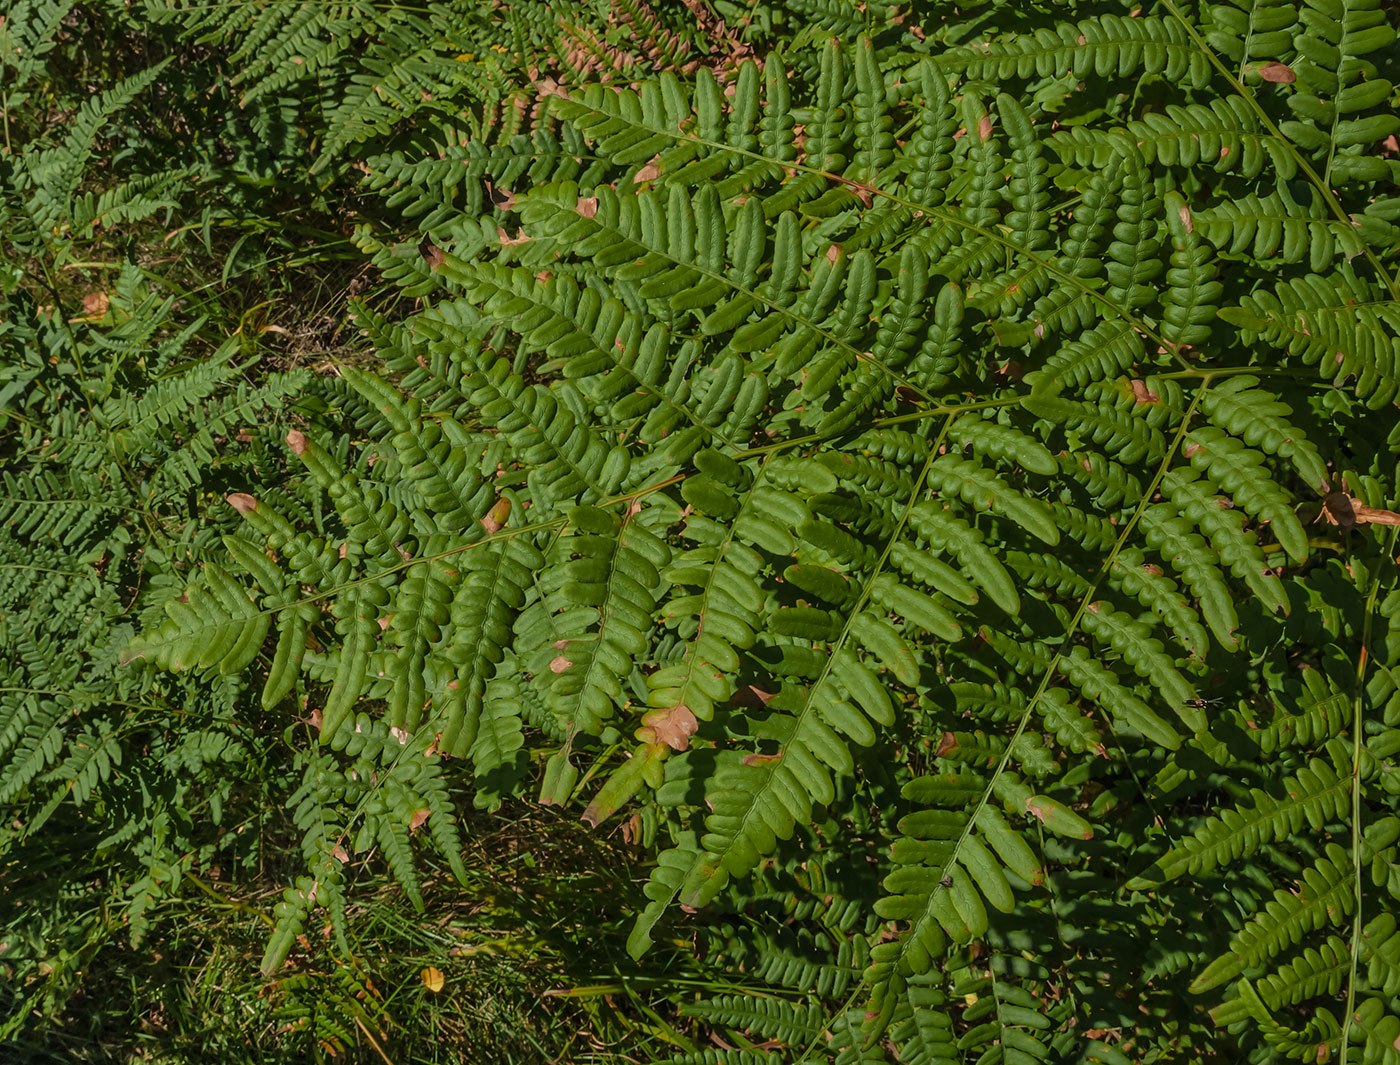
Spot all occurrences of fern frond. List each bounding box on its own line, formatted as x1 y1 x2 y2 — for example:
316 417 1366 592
1128 744 1352 886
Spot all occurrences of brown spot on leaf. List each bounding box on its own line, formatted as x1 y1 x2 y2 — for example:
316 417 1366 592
285 430 309 455
935 732 958 757
1178 202 1193 234
576 196 599 218
742 752 782 766
633 162 661 184
977 114 994 142
549 655 573 674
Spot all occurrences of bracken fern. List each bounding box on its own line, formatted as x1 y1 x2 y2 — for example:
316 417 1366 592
8 0 1400 1060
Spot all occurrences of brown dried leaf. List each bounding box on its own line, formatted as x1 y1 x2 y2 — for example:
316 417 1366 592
1129 379 1160 404
549 655 573 674
226 493 258 514
487 181 515 210
997 359 1026 381
1255 62 1296 83
481 496 511 533
1323 492 1400 530
639 705 699 752
732 684 776 708
285 430 309 455
633 162 661 184
576 196 599 219
418 236 446 269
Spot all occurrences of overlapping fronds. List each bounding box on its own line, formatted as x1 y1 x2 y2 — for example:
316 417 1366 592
60 0 1400 1060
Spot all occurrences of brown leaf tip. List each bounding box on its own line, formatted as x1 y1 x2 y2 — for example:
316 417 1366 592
226 493 259 514
285 430 309 455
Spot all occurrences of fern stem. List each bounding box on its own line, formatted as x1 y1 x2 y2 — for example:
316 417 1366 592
182 873 277 927
736 395 1024 458
1339 524 1400 1065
